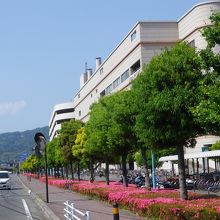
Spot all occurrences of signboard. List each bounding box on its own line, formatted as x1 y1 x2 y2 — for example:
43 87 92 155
20 152 28 161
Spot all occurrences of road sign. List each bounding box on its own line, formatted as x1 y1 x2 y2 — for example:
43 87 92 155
19 153 28 161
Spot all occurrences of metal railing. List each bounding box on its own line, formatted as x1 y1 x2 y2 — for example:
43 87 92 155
64 200 90 220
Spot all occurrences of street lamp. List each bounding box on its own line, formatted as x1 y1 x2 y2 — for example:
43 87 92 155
151 147 156 189
34 132 49 203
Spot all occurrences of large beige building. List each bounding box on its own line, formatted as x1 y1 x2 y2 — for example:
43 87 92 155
49 1 220 143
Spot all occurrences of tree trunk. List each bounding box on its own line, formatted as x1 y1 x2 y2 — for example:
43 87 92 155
57 167 60 178
77 162 80 181
140 147 151 191
70 163 74 180
65 165 68 179
105 161 110 185
61 167 64 179
90 159 94 183
177 144 188 200
121 154 128 187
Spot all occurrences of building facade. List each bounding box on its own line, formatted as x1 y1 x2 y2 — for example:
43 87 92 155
73 1 220 122
49 102 75 140
49 1 220 149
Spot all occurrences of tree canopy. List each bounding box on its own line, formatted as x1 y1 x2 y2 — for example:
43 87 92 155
192 12 220 134
132 43 203 199
58 119 83 165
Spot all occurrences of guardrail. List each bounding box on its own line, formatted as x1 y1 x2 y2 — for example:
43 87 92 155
64 200 90 220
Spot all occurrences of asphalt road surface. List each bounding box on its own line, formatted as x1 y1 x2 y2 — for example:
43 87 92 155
0 174 49 220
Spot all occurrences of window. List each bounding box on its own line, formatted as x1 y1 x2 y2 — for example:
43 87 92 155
130 60 140 75
100 90 105 97
57 119 70 124
188 40 195 48
78 93 80 98
79 110 81 117
113 77 121 89
57 108 74 114
105 84 113 95
100 67 103 75
131 30 137 42
0 172 9 178
91 93 93 98
202 144 211 152
121 69 129 83
96 89 98 93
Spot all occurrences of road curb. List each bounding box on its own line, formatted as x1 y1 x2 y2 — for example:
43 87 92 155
17 175 60 220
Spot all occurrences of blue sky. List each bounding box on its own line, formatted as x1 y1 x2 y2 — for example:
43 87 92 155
0 0 205 133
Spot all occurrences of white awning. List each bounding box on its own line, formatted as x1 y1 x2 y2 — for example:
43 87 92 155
159 149 220 162
159 155 178 162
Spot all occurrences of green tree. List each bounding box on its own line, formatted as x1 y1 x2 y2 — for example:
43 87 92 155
20 154 38 173
134 147 176 168
46 137 63 177
47 138 57 168
132 43 203 199
192 73 220 133
54 136 65 178
72 127 88 180
85 99 117 184
210 140 220 150
192 12 220 134
104 91 138 186
59 119 83 179
200 12 220 73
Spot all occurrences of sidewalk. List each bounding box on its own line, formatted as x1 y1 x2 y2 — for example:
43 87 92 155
19 175 146 220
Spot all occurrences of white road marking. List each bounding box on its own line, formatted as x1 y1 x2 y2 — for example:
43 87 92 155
22 199 33 220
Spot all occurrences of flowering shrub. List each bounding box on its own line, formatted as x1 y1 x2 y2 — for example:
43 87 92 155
23 172 39 179
23 174 220 219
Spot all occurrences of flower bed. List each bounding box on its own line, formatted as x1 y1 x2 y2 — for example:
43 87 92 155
23 174 220 219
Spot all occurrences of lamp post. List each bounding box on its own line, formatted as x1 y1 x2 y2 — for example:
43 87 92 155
34 132 49 203
151 147 156 189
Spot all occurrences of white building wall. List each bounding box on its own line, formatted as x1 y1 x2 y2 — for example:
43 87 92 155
73 1 220 126
187 135 220 173
140 22 178 42
141 43 174 67
185 135 220 154
178 1 220 49
74 48 142 121
49 102 75 140
74 24 141 106
74 22 180 122
49 1 220 147
160 136 220 173
50 124 61 141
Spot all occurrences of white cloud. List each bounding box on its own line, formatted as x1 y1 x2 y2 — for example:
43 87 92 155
0 101 26 115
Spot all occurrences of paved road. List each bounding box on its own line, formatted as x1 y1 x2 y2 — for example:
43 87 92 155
20 174 147 220
0 174 49 220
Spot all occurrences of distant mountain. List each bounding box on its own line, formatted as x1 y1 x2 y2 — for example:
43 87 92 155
0 126 49 163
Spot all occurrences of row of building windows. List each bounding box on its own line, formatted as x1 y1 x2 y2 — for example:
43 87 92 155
49 108 75 129
99 30 137 76
50 117 70 137
104 60 140 96
77 59 141 117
